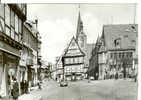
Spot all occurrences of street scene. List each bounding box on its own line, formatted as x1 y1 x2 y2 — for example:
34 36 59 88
0 3 138 100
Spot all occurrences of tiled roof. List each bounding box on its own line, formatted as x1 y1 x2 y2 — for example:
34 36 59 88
102 24 138 50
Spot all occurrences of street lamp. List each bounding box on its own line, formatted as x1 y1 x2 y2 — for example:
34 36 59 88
61 57 65 81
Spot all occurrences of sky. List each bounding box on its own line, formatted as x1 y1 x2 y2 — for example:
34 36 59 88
27 3 137 63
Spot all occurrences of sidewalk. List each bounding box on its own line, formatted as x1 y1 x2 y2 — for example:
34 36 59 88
18 79 53 100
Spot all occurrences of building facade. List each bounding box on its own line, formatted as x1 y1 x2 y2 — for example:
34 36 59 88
23 21 41 87
0 4 26 97
98 24 138 80
63 37 85 81
55 11 93 81
0 4 42 97
88 37 100 80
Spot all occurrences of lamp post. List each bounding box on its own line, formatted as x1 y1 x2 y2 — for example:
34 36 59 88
61 57 65 81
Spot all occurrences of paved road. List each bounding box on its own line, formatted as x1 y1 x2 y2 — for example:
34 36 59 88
27 79 137 100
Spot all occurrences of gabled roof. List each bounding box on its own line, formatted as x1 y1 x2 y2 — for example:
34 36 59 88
64 36 85 57
102 24 138 50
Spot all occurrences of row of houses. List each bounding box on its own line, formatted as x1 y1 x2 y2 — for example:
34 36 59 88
0 4 42 97
51 10 138 82
88 24 138 80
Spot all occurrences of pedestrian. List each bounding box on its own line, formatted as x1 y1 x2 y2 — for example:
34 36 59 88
115 72 118 80
12 78 19 100
24 80 28 93
21 80 24 94
37 81 41 90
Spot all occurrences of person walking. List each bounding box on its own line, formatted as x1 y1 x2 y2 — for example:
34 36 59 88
21 80 24 94
12 78 19 100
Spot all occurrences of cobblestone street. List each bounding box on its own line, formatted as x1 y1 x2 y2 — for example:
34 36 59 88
19 79 137 100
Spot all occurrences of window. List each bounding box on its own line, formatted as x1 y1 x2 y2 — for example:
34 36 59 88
73 58 75 63
19 34 22 42
122 53 124 58
110 53 113 58
65 58 68 64
19 19 22 33
74 58 77 63
15 14 19 33
15 33 19 41
11 28 15 39
0 5 4 18
5 26 10 36
114 38 121 48
10 10 15 28
0 19 4 32
119 53 121 58
114 53 117 58
129 52 132 58
77 57 79 63
70 58 73 64
5 5 10 26
71 41 75 46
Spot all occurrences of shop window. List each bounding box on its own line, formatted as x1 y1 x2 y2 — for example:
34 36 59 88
5 5 10 27
10 10 15 28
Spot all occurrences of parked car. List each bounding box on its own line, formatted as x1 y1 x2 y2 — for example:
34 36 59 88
90 76 94 80
59 80 68 87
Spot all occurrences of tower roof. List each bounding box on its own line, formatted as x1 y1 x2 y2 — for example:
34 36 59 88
76 10 84 41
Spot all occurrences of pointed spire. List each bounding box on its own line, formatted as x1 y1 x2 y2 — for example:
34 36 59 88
76 4 84 41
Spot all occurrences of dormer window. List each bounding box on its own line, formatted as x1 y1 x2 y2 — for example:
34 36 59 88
114 38 121 48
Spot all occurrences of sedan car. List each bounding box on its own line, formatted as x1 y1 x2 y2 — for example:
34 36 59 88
60 80 68 87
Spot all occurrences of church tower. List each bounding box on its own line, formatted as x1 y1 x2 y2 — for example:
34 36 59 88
75 5 88 74
76 8 87 54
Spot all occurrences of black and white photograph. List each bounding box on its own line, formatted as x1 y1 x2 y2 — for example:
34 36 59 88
0 3 139 100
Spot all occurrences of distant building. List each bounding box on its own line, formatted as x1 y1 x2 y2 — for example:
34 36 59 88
88 37 100 80
98 24 138 79
55 10 93 81
23 21 41 86
63 36 85 81
75 11 93 78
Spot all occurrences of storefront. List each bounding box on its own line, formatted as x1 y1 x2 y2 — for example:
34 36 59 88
0 51 3 95
0 41 20 97
0 51 19 97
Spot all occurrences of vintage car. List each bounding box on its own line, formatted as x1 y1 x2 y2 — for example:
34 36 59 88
59 80 68 87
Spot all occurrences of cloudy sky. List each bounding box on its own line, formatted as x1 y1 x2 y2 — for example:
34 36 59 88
27 3 137 63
